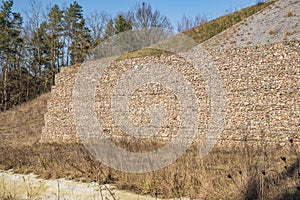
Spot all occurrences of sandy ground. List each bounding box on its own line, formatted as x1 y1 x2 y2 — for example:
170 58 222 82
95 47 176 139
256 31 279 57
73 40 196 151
0 170 165 200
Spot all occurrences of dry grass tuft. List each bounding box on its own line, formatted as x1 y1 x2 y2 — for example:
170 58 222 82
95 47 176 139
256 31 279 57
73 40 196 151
286 10 295 17
269 29 276 35
285 30 296 36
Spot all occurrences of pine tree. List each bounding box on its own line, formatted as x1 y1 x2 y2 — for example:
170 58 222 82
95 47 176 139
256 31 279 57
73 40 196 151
46 4 63 84
0 0 23 111
36 21 52 91
65 1 90 65
115 14 132 34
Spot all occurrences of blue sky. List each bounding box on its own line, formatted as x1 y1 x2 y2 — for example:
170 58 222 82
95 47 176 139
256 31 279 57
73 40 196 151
12 0 260 27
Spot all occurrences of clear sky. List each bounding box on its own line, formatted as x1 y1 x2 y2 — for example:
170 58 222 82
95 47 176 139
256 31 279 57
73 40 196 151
12 0 260 27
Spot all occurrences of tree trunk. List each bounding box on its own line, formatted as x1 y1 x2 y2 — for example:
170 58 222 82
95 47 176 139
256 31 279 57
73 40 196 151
66 32 71 66
3 49 9 111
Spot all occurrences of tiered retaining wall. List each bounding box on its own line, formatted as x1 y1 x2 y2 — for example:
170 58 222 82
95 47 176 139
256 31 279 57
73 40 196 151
41 40 299 147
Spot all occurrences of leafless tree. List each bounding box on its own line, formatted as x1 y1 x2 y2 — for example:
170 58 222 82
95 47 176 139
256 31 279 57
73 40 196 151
23 0 45 77
177 14 207 32
23 0 45 39
87 11 110 46
130 2 172 29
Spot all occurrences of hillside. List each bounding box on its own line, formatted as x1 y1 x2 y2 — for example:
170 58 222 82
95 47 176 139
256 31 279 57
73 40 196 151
0 93 49 145
184 0 277 44
203 0 300 49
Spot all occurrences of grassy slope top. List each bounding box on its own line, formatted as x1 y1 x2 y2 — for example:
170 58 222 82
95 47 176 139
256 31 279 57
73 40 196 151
118 0 277 60
184 0 277 43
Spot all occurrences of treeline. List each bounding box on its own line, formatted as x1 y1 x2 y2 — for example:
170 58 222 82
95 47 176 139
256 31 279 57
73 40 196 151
0 0 206 111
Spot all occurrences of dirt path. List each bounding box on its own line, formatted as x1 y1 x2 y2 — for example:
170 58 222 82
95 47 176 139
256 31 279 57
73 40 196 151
0 170 165 200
